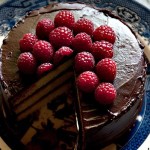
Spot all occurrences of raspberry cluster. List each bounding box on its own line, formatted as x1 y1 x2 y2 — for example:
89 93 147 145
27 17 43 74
17 10 117 105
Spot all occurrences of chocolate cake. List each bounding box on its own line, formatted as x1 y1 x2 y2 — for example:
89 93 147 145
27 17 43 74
0 2 146 150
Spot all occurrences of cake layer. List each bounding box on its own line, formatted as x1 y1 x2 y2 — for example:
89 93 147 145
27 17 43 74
13 58 73 120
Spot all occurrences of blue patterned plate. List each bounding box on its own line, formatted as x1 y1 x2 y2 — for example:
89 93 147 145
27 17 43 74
0 0 150 150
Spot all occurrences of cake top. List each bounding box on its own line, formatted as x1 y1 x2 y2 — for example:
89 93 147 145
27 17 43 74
1 3 143 95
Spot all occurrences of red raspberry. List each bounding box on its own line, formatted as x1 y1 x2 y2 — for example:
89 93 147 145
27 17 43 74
95 83 116 105
74 52 95 73
91 41 113 61
36 18 54 40
93 25 116 44
49 27 74 49
72 32 92 52
19 33 38 52
17 52 37 74
73 18 94 36
33 40 54 63
53 46 73 65
76 71 99 93
37 63 53 77
96 58 116 82
54 10 75 30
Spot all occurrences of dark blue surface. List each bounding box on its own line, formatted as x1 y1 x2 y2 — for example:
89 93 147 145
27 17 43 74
0 0 150 150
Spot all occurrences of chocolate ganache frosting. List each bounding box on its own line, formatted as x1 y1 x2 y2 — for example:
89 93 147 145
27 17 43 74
0 2 146 150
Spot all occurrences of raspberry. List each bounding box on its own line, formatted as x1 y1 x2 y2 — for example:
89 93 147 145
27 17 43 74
76 71 99 93
74 52 95 73
93 25 116 44
19 33 38 52
17 52 37 74
72 32 92 52
73 18 94 36
96 58 116 82
33 40 54 63
49 27 74 49
53 46 73 65
95 83 116 105
91 41 113 61
54 10 75 30
36 18 54 40
37 63 53 77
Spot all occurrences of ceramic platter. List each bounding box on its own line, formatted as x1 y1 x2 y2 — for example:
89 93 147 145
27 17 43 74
0 0 150 150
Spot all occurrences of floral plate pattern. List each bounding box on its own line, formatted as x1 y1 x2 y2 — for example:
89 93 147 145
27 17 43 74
0 0 150 150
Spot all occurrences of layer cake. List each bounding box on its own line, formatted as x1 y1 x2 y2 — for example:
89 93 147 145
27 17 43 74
0 2 146 150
